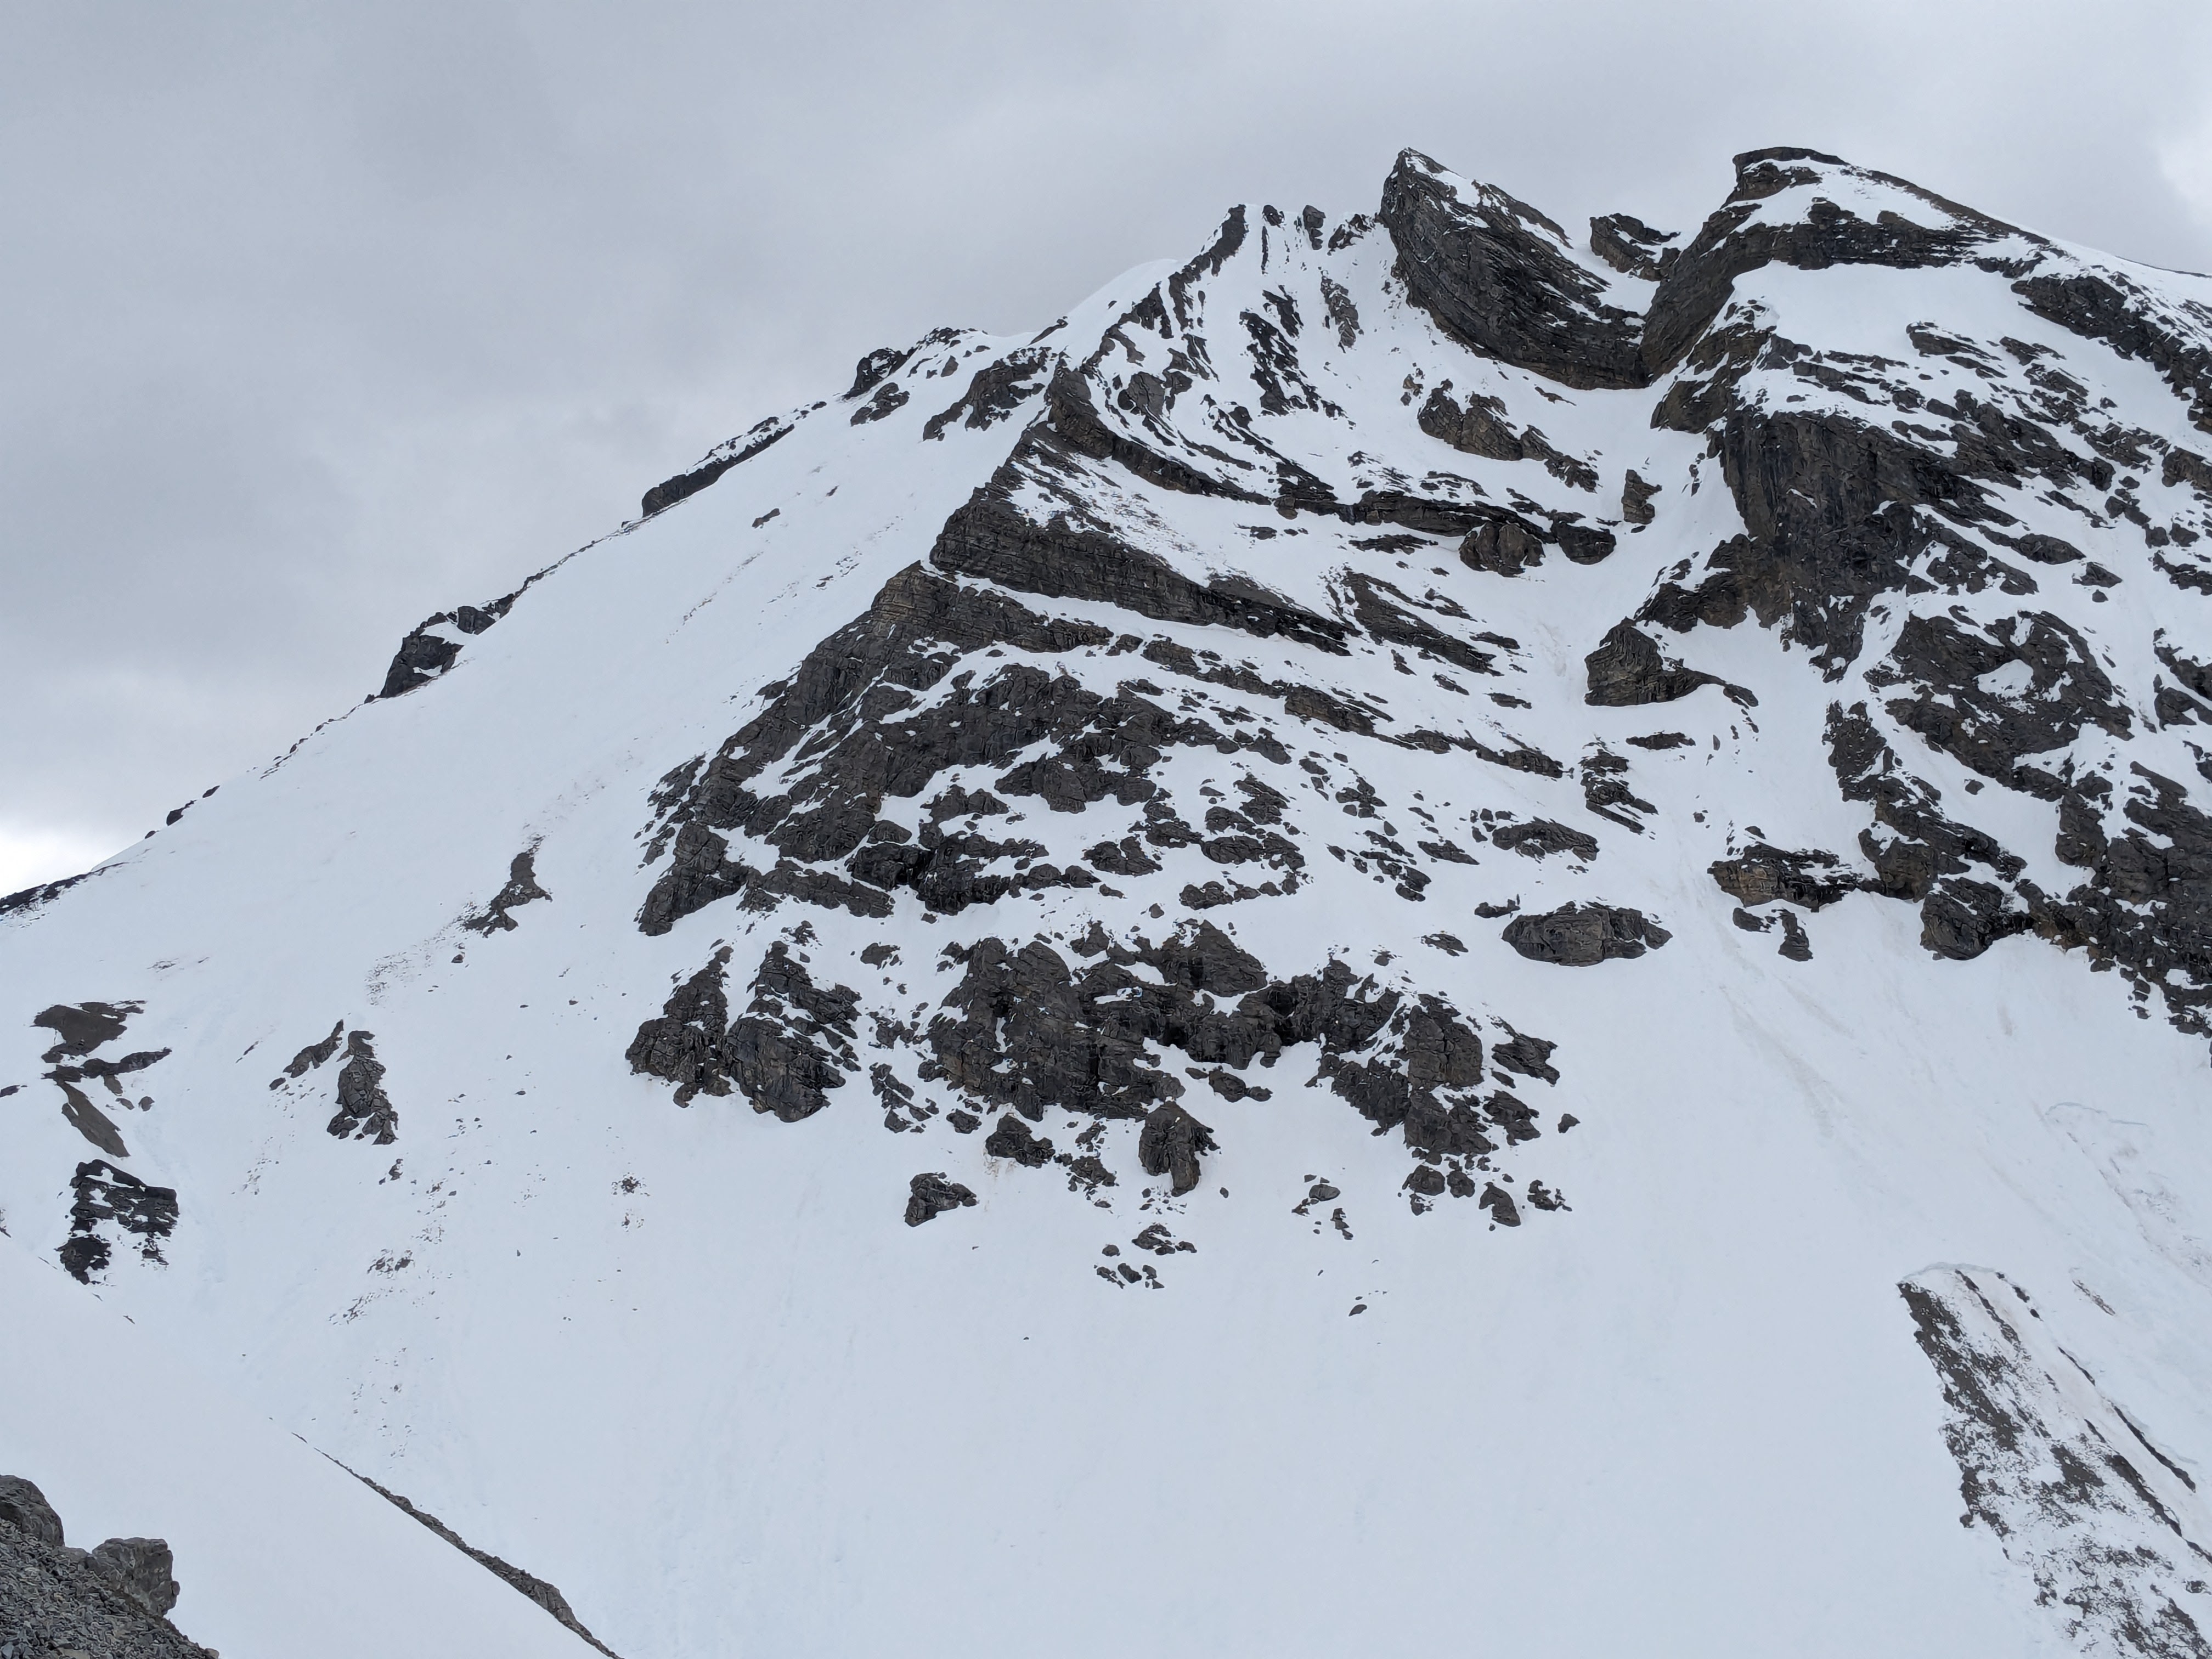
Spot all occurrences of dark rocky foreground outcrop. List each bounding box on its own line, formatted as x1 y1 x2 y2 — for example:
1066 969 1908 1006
0 1475 213 1657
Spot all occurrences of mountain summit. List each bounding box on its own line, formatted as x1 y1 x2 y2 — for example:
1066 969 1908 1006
8 145 2212 1657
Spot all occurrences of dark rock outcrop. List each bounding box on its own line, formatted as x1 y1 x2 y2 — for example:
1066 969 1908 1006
1138 1101 1217 1196
923 346 1054 440
984 1113 1056 1167
1554 522 1616 563
1045 363 1264 502
1502 903 1671 966
328 1030 398 1144
57 1080 130 1158
0 870 95 917
905 1172 978 1226
1708 844 1858 911
1379 150 1649 391
924 921 1535 1194
625 950 734 1104
633 559 1312 935
1588 212 1679 281
926 928 1261 1123
1338 571 1500 674
281 1019 346 1079
1491 819 1599 861
628 941 859 1122
931 478 1344 652
1647 344 2111 676
850 379 910 425
641 415 794 517
379 622 467 698
34 1001 139 1059
89 1537 180 1617
376 591 518 699
60 1159 178 1283
1869 610 2129 793
1418 388 1600 490
845 346 915 401
1419 387 1527 461
1644 147 2020 375
1458 514 1550 577
1584 620 1723 707
2013 267 2212 437
462 849 552 934
725 941 860 1122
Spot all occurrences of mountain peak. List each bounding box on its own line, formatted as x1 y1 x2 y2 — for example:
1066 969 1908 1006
8 140 2212 1658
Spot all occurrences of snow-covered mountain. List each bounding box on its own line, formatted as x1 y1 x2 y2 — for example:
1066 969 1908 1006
8 144 2212 1657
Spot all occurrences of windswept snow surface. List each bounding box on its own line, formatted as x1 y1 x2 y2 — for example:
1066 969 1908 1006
0 1235 601 1657
8 147 2212 1655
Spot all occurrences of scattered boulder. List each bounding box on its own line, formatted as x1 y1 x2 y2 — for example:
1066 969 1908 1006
905 1173 978 1226
1131 1223 1196 1257
1479 1181 1522 1226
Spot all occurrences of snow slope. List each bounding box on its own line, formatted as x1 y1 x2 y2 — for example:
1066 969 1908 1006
7 145 2212 1655
0 1233 603 1656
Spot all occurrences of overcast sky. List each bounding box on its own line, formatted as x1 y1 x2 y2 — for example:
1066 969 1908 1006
6 0 2211 891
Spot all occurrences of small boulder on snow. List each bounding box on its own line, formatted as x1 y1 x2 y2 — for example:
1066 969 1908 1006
905 1173 978 1227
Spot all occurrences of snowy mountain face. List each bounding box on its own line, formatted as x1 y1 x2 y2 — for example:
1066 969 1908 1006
8 145 2212 1656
